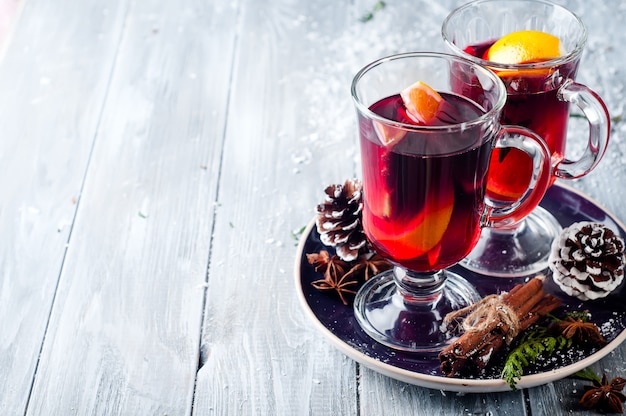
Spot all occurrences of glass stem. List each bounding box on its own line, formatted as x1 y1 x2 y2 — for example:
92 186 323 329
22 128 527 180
392 267 446 305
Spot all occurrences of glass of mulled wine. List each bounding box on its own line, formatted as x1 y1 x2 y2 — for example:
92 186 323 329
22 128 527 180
351 52 552 352
442 0 610 277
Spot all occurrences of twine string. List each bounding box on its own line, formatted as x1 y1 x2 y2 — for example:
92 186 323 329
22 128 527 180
443 294 521 345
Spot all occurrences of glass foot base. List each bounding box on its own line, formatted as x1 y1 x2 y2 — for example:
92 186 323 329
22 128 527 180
460 206 562 278
353 269 481 353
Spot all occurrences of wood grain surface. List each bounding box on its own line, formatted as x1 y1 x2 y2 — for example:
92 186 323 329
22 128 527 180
0 0 624 414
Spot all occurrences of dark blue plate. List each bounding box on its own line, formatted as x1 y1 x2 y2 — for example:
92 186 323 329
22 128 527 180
294 182 626 392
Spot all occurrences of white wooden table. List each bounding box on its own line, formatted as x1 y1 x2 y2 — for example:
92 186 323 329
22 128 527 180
1 0 625 414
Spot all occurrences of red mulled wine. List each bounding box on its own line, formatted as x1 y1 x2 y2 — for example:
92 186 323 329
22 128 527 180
359 93 492 271
464 41 579 201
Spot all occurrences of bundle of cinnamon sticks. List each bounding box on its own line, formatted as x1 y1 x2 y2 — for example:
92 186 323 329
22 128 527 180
439 276 561 377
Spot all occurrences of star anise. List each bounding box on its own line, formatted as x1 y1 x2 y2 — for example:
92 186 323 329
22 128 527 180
550 314 606 348
343 253 393 282
308 250 357 305
580 373 626 413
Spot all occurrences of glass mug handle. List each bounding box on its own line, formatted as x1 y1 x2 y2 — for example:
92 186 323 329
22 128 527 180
482 126 552 228
554 79 610 179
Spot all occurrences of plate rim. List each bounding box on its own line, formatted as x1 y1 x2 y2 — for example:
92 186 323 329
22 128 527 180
293 182 626 392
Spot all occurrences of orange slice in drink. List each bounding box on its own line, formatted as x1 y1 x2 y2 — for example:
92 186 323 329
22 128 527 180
486 148 534 202
367 186 454 261
484 30 563 79
373 122 407 148
485 30 563 64
400 80 444 124
374 81 444 147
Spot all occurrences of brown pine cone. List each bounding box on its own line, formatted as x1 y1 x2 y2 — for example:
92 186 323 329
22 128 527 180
316 179 369 261
549 221 625 301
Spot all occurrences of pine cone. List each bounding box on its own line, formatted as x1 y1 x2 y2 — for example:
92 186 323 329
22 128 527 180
316 179 369 261
549 221 625 301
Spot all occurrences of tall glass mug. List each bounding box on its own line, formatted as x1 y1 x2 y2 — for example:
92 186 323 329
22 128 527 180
351 52 552 352
442 0 610 277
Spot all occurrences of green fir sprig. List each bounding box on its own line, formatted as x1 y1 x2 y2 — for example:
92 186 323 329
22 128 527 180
360 1 386 22
501 311 599 389
501 325 572 389
575 367 603 384
292 225 306 245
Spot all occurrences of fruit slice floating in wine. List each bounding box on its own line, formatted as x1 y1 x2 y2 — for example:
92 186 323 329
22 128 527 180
400 80 444 124
484 30 563 64
366 185 455 263
373 80 446 147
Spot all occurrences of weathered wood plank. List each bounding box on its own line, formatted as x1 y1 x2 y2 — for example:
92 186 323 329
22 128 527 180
561 0 626 219
351 1 626 414
4 0 622 414
361 371 527 416
192 0 361 414
525 1 626 414
527 346 626 415
0 0 22 59
336 0 528 413
24 0 233 414
0 0 127 414
192 0 526 413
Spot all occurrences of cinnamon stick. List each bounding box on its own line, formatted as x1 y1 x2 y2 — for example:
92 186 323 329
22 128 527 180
458 293 561 373
439 276 561 377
